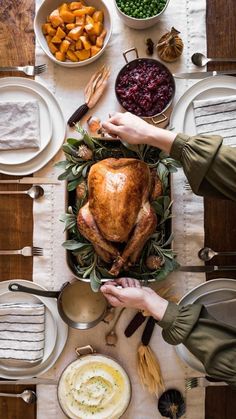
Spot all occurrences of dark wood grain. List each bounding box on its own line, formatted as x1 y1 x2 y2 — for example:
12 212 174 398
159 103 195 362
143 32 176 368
0 0 36 417
205 0 236 418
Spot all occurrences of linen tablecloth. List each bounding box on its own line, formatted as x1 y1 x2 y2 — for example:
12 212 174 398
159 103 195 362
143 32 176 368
34 0 207 417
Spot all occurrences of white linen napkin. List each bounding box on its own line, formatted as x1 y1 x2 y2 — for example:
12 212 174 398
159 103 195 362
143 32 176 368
0 302 45 364
193 95 236 146
0 100 40 150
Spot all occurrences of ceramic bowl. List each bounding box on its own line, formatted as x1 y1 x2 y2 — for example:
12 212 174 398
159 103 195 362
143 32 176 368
34 0 112 67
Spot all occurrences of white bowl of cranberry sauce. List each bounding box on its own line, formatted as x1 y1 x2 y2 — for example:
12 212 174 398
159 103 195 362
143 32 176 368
115 48 175 123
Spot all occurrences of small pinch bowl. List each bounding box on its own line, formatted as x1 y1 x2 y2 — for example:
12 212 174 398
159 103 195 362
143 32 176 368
34 0 112 67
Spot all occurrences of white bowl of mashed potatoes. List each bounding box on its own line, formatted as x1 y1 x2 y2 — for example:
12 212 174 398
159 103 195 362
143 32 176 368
58 347 131 419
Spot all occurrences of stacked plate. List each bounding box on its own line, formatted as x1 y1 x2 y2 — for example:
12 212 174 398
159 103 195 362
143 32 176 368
0 280 68 379
175 278 236 373
0 77 66 176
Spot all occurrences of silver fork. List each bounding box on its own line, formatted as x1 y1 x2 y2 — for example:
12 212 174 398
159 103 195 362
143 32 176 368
185 377 227 389
0 64 47 76
0 246 43 257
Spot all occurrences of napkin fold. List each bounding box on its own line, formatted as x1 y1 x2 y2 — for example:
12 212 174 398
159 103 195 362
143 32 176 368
0 100 40 150
0 302 45 364
193 95 236 146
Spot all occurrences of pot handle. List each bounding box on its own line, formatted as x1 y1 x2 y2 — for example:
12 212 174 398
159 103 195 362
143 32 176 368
123 47 139 63
75 345 96 357
151 113 168 125
8 282 60 299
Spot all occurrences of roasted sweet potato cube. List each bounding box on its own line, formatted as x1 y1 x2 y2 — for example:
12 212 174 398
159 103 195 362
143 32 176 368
42 23 48 34
56 26 66 39
93 10 104 23
85 15 94 25
51 35 62 43
66 23 76 30
68 26 84 40
55 51 66 61
59 3 69 13
60 10 75 23
96 28 107 48
48 42 58 54
93 22 103 36
45 35 52 44
69 2 83 10
91 45 101 57
49 9 63 28
75 49 90 60
73 6 95 16
75 39 83 50
88 34 97 44
42 23 56 36
75 15 85 25
80 35 92 50
60 39 71 53
66 50 79 61
68 41 76 51
85 23 95 36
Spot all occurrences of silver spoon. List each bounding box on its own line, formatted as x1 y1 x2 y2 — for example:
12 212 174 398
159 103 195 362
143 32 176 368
198 247 236 262
0 185 44 199
0 389 37 404
191 52 236 67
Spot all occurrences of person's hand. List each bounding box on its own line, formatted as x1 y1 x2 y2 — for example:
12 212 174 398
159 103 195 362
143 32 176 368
102 112 156 145
102 112 177 154
100 277 168 321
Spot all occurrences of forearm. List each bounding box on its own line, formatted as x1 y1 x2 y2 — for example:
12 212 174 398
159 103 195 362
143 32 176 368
145 125 177 154
144 292 169 321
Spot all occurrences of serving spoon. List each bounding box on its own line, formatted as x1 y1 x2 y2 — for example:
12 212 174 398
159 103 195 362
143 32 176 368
191 52 236 67
0 185 44 199
0 389 37 404
198 246 236 262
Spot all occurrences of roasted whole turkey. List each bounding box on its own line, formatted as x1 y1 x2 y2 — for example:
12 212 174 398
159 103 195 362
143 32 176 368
77 158 162 276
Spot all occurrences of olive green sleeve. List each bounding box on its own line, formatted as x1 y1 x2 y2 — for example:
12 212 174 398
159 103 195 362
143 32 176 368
170 133 236 201
158 302 236 386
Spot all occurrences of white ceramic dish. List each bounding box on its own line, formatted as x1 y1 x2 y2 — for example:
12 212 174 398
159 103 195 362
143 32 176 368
0 290 57 370
0 280 68 379
170 75 236 134
34 0 112 67
0 77 66 176
113 0 170 29
0 84 52 165
175 278 236 373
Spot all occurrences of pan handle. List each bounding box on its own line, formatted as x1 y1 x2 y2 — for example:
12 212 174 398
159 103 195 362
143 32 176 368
75 345 96 357
123 47 139 63
151 113 168 125
8 282 61 299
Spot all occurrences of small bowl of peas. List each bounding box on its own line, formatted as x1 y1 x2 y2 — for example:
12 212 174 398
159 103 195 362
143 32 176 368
114 0 170 29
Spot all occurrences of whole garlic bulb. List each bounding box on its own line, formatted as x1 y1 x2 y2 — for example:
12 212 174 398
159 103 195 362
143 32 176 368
157 27 184 63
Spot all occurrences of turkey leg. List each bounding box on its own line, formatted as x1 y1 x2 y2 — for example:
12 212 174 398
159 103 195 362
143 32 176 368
109 202 157 276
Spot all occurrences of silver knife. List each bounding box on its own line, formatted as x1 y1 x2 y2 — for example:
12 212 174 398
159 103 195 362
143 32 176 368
0 177 60 185
179 265 236 272
0 378 57 385
173 70 236 79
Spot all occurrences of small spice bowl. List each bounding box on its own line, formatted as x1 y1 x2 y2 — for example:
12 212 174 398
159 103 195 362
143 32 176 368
115 47 175 125
114 0 171 30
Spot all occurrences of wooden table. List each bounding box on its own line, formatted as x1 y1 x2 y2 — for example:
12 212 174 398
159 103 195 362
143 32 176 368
0 0 235 418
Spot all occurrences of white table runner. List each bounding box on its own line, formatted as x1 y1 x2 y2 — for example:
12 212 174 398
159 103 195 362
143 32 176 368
34 0 207 417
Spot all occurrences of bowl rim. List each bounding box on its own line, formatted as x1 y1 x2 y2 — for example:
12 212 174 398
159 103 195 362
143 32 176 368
115 56 176 118
113 0 170 22
34 0 112 67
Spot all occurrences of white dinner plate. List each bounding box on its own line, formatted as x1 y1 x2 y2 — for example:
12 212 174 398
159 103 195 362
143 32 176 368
0 84 52 165
0 290 57 370
0 78 66 176
170 75 236 135
175 278 236 373
0 280 68 379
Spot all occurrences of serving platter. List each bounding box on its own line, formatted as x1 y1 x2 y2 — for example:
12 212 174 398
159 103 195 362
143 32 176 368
175 278 236 373
0 280 68 379
0 84 52 165
0 77 66 176
169 75 236 135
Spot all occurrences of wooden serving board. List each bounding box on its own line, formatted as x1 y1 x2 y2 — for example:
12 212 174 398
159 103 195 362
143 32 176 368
0 0 36 416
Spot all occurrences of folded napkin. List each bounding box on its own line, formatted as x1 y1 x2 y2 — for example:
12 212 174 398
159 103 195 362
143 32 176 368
0 100 40 150
206 299 236 328
0 302 45 364
193 95 236 146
